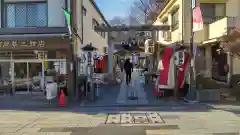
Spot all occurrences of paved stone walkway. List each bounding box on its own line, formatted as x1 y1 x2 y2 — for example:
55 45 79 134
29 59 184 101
0 106 240 135
82 71 181 107
116 72 148 105
206 103 240 117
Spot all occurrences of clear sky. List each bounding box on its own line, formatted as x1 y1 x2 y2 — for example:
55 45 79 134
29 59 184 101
96 0 135 20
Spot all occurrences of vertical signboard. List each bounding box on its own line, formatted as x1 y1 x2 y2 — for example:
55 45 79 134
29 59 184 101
193 7 203 32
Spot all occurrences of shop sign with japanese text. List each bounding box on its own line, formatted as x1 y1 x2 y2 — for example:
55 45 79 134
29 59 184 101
0 40 45 49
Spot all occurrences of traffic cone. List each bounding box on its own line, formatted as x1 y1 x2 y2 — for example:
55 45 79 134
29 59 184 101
59 90 65 107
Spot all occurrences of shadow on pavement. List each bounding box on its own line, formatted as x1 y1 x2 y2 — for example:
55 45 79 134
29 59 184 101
0 93 213 116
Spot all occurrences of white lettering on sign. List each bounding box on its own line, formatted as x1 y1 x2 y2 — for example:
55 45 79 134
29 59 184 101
38 40 45 48
0 40 45 48
12 41 18 48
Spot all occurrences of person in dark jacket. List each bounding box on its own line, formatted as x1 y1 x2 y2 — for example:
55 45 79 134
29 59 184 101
124 58 133 85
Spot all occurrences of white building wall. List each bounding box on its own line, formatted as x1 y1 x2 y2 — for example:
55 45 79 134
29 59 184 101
226 0 240 17
80 0 108 55
153 0 183 44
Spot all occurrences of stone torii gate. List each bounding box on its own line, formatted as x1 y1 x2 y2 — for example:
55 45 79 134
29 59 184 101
94 24 170 77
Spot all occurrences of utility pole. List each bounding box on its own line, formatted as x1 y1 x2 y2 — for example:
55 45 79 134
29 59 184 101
66 0 76 101
186 0 196 102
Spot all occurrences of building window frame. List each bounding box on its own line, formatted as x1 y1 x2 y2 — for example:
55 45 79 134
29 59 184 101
162 19 168 38
4 1 48 28
92 18 102 36
92 18 99 29
92 19 106 38
200 3 226 24
171 9 179 30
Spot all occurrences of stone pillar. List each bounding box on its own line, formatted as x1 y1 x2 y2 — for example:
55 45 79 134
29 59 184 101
205 46 212 77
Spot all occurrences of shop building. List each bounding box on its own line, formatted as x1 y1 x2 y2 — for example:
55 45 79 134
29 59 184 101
153 0 240 85
72 0 109 74
0 0 109 93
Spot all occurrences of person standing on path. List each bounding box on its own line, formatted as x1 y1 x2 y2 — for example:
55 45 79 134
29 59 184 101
124 58 133 85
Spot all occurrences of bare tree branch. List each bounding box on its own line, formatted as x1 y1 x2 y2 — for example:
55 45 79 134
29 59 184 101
129 0 165 24
109 16 125 26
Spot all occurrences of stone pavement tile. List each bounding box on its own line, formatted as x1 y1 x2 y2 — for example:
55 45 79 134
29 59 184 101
39 127 92 132
212 133 240 135
16 128 41 133
145 129 171 135
69 119 103 127
33 120 71 125
1 133 23 135
178 124 208 130
21 132 72 135
0 124 22 128
170 129 211 135
0 117 38 122
69 119 92 125
0 128 22 133
89 113 108 118
0 121 30 125
208 126 240 133
69 118 105 126
160 115 180 120
33 124 79 128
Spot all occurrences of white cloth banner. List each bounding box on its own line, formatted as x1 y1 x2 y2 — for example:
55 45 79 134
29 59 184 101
193 7 203 32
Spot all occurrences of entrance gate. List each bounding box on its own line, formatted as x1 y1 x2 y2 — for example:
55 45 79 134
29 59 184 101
0 59 66 94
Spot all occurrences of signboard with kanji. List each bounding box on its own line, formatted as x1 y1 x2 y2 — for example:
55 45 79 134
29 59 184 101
0 38 68 50
0 40 45 48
